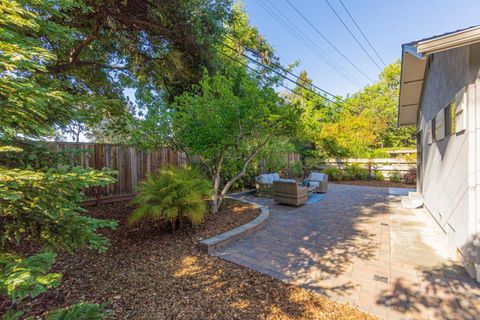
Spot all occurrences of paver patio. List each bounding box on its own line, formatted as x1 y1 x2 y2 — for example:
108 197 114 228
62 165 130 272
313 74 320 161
213 184 480 320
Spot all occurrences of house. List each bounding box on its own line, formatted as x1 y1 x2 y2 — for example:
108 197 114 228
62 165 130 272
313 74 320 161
398 25 480 280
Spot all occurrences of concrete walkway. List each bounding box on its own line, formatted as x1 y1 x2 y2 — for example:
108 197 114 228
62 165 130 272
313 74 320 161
214 184 480 320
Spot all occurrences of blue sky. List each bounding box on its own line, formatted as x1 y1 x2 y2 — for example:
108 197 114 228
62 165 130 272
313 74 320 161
242 0 480 96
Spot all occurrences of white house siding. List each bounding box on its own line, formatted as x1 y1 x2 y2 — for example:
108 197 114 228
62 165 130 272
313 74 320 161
468 43 480 276
418 44 480 268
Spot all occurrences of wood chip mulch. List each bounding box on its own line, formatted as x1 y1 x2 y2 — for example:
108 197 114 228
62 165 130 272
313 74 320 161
4 199 375 320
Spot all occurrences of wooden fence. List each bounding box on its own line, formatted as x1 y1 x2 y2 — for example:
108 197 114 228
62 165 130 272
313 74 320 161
51 143 187 205
52 142 416 204
316 158 416 178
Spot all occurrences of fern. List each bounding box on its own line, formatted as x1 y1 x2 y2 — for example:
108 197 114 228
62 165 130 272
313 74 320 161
129 167 211 230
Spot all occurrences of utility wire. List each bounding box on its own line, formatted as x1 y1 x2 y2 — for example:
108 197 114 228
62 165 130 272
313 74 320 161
221 42 344 108
285 0 373 82
323 0 382 70
262 0 361 86
218 49 315 103
141 0 354 112
224 34 355 108
254 0 361 87
338 0 386 67
220 43 358 114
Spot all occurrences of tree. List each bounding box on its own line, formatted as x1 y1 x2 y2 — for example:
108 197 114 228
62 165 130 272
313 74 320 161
169 67 298 213
0 2 121 317
291 63 415 159
316 111 386 158
345 62 416 149
1 0 234 141
286 71 340 160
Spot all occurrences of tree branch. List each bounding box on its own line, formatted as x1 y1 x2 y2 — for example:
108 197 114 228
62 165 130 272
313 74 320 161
47 61 129 73
69 18 103 64
217 137 270 207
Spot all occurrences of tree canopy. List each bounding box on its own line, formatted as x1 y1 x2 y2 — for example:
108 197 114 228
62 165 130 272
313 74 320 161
288 62 415 159
169 66 299 213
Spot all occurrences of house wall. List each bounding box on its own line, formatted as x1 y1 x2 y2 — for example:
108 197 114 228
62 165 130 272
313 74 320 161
418 44 480 266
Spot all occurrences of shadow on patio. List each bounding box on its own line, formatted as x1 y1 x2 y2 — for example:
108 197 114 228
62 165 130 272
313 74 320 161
214 184 480 319
216 185 390 298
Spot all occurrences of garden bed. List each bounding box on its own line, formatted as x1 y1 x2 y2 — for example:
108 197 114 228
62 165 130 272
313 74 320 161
4 199 373 319
332 180 415 189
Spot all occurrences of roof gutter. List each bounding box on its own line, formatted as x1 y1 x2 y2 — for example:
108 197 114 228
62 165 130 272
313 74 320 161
402 43 426 60
417 26 480 54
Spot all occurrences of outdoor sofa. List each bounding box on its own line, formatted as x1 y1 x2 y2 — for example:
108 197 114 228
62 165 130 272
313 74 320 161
255 172 280 197
273 179 308 206
305 172 328 193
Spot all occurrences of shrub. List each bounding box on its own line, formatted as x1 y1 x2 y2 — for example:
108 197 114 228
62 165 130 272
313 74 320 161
368 148 390 159
0 252 61 304
404 153 417 164
0 139 87 170
344 164 369 180
129 167 211 230
403 168 417 184
372 170 385 181
291 161 304 178
0 166 117 253
388 172 402 183
322 167 343 181
46 302 110 320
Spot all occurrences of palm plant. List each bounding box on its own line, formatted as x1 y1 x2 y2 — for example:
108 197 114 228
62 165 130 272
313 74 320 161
128 167 211 231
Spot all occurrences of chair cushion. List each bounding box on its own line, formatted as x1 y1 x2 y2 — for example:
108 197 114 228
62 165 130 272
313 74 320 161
272 173 280 181
310 172 326 181
309 181 320 187
266 174 273 183
276 178 296 184
258 174 268 183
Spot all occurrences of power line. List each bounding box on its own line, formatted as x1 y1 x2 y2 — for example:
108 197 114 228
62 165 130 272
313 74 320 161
262 0 362 86
140 0 354 112
323 0 382 70
284 0 373 82
224 34 355 108
220 43 358 114
218 49 316 103
255 0 358 87
338 0 386 67
253 0 361 87
221 42 344 108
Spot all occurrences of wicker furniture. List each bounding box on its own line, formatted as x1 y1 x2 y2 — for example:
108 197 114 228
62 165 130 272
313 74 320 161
272 179 308 206
305 172 328 193
255 173 280 197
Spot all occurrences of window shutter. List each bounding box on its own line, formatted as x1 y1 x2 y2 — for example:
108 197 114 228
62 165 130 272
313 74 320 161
454 87 466 132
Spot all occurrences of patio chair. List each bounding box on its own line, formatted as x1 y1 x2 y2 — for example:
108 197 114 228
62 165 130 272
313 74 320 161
305 172 328 193
272 179 308 206
255 172 280 197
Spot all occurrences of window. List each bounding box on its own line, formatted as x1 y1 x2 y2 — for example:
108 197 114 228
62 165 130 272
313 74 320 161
430 118 436 142
434 108 445 140
430 87 466 143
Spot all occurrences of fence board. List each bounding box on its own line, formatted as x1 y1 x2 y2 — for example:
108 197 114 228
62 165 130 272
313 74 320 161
49 142 186 204
316 158 416 177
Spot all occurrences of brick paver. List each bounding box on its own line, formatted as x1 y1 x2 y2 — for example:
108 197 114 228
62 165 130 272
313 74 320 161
213 184 480 320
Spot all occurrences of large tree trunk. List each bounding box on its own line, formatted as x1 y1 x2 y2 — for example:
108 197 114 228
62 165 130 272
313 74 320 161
210 138 270 214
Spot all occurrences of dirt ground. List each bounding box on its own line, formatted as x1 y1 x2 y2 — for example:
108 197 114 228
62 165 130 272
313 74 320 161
3 199 375 320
